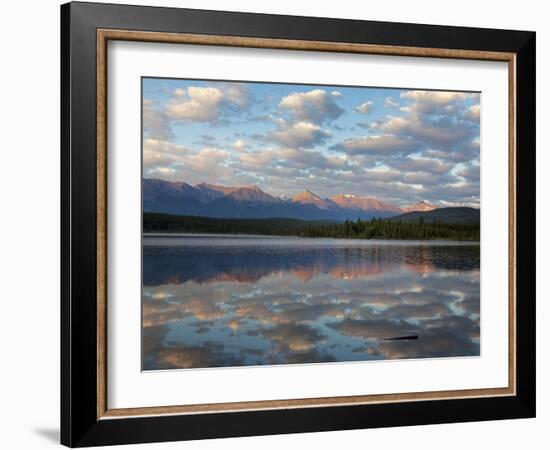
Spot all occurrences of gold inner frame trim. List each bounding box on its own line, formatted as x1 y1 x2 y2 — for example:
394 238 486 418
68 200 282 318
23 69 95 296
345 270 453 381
96 28 517 420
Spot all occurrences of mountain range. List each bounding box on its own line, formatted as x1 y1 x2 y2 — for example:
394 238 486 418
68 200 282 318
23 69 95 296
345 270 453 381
143 178 439 221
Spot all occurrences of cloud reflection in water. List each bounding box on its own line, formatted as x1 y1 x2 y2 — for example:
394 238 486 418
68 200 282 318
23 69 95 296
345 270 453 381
142 238 480 370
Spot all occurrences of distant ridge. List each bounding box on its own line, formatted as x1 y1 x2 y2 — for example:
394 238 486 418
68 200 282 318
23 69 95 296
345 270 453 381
143 178 470 221
389 207 480 224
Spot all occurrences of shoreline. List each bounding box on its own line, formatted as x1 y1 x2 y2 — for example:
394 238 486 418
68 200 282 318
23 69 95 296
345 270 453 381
142 232 480 245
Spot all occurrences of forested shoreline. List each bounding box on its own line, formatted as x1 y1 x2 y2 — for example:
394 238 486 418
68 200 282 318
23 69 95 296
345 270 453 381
143 213 480 241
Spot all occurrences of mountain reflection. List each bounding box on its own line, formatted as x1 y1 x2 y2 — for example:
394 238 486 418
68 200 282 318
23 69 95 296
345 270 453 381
143 241 479 286
142 237 480 370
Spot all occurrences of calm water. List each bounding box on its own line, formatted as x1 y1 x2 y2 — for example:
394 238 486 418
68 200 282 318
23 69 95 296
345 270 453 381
142 235 480 370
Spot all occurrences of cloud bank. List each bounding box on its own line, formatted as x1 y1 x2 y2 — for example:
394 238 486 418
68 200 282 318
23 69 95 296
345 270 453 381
142 79 480 207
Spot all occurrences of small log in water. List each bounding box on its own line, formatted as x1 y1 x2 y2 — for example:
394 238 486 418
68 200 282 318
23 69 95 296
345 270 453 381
381 335 419 341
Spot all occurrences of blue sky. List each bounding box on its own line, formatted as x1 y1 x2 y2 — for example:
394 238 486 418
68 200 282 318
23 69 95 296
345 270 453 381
142 78 480 207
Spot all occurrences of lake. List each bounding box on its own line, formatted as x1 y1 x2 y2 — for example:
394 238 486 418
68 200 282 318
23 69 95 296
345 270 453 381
142 234 480 370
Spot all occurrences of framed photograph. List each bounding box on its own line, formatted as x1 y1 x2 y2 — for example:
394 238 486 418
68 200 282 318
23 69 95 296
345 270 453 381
61 1 536 447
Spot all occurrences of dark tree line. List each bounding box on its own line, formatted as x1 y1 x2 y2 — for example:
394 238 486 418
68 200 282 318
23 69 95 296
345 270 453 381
301 217 479 241
143 213 479 241
143 213 314 236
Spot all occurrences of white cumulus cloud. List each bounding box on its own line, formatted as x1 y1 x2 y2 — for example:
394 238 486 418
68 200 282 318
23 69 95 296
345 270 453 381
279 89 344 124
270 121 331 149
164 84 251 122
355 101 373 114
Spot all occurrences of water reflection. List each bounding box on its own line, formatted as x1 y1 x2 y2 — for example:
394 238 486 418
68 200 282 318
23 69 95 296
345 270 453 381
142 236 480 370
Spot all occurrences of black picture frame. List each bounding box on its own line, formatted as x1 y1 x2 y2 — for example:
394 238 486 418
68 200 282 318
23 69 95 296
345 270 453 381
61 1 535 447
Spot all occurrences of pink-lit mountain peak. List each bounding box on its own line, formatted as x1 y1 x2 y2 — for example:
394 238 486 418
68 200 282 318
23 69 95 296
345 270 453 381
226 185 282 203
403 200 437 212
292 190 332 210
195 182 240 196
331 193 403 213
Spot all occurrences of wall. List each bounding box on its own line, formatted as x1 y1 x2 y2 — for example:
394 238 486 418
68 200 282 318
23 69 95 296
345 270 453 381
0 0 545 448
